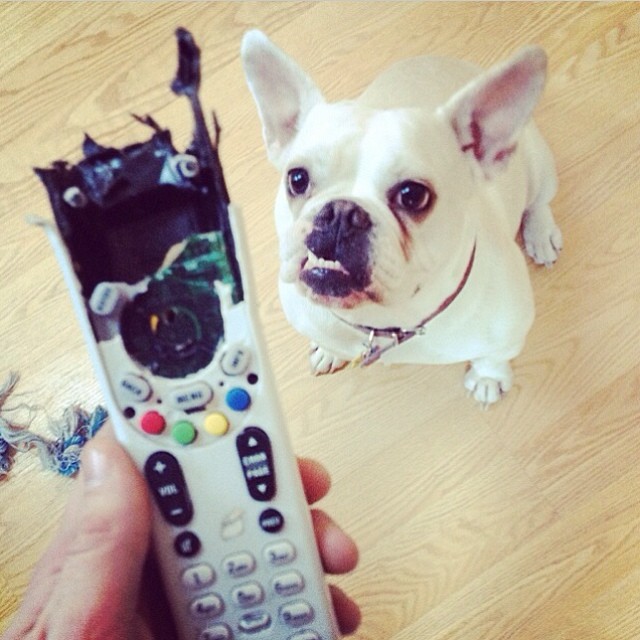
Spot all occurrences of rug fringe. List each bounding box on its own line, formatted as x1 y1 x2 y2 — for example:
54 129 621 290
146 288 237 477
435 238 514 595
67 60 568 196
0 372 107 478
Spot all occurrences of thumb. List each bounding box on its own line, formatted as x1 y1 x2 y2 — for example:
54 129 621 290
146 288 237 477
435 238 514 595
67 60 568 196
5 430 153 640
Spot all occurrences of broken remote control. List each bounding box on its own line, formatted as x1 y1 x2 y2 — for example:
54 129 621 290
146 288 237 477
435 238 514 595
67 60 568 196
34 28 340 640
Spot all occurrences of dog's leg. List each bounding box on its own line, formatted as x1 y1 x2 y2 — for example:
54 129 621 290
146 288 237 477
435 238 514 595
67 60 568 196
464 358 513 407
309 343 350 376
522 201 563 267
522 133 563 267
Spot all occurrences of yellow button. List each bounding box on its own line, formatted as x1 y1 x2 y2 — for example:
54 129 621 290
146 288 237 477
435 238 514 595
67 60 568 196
204 412 230 436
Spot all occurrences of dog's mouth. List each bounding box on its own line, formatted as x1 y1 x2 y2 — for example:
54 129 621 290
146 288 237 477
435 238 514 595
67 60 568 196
296 199 375 305
300 250 359 298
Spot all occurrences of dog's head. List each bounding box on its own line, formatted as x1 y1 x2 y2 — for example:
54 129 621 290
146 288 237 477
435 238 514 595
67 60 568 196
242 31 546 324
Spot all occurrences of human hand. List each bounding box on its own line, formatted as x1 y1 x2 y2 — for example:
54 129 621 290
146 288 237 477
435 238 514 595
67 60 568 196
2 426 360 639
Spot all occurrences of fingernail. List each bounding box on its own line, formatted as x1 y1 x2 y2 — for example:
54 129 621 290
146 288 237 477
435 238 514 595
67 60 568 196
82 446 109 490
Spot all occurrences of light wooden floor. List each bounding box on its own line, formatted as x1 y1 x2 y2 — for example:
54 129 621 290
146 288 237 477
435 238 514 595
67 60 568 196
1 3 639 639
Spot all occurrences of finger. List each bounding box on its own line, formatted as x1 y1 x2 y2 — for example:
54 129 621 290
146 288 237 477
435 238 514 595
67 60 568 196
330 583 362 636
28 426 119 580
56 435 152 633
4 429 152 639
4 429 115 631
297 457 331 504
311 508 359 574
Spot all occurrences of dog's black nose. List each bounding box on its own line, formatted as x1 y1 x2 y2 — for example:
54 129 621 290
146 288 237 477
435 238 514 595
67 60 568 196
314 200 372 232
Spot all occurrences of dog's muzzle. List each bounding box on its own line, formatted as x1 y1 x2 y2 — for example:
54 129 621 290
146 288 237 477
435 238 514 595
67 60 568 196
300 199 372 299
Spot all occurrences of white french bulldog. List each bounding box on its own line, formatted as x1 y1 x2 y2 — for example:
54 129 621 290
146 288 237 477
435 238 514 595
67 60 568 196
241 30 562 405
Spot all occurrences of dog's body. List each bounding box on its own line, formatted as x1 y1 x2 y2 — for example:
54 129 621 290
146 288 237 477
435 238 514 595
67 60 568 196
242 32 562 404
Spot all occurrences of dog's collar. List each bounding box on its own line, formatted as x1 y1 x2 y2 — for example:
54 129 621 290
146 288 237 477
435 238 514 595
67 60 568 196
342 241 477 367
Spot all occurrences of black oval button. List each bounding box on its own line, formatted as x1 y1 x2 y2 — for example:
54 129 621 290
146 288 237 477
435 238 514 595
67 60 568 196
236 427 276 501
144 451 194 526
174 530 201 558
259 508 284 534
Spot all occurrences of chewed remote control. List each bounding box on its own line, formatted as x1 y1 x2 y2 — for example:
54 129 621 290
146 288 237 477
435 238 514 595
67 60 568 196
33 29 340 640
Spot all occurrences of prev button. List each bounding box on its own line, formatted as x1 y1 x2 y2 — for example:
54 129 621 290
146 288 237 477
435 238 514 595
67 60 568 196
259 508 284 533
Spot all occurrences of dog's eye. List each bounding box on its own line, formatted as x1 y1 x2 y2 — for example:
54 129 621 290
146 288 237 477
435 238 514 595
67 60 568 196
391 181 434 215
287 168 311 197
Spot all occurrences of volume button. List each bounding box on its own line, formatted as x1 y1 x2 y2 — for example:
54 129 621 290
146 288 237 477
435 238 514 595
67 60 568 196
144 451 194 526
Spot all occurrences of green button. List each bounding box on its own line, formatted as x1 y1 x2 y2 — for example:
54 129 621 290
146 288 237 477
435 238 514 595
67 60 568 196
172 420 197 445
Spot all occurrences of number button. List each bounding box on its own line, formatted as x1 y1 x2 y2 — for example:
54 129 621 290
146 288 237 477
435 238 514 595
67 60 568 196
279 600 314 627
238 611 271 634
199 624 231 640
190 593 224 618
288 631 321 640
272 570 304 597
264 540 296 566
182 564 215 590
231 581 264 608
222 552 256 578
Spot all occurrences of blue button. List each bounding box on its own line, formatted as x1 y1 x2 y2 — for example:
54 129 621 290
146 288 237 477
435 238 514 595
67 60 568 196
226 387 251 411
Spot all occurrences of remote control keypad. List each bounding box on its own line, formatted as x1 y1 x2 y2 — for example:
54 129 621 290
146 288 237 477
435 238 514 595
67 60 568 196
177 539 319 638
135 346 327 639
121 343 256 448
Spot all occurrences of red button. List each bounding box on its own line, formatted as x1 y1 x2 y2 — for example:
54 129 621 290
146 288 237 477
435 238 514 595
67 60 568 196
141 411 166 435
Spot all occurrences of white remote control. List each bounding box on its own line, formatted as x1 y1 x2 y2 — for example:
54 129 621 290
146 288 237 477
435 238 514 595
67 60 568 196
34 28 340 640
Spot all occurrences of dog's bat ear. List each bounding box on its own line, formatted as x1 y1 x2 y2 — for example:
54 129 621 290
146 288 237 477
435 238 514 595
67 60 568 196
241 30 324 167
440 46 547 179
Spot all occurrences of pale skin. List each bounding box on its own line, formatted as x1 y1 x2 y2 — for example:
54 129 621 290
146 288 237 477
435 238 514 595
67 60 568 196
3 426 360 639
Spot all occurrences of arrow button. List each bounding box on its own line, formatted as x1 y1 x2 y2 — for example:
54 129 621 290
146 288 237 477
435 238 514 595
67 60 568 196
236 427 276 502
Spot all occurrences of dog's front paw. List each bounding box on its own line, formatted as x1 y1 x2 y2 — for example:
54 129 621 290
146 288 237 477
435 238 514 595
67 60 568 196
523 207 563 267
464 360 513 408
309 343 349 376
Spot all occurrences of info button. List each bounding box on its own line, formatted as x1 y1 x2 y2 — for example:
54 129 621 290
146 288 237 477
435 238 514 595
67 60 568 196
221 345 251 376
